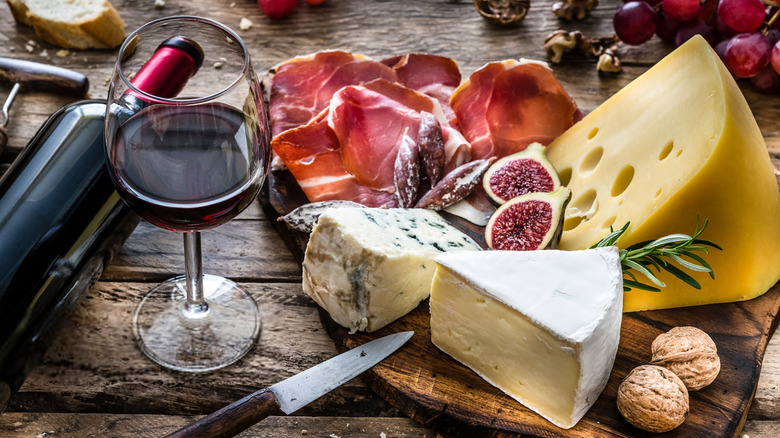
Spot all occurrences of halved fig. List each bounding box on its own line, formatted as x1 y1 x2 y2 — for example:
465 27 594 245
485 186 571 250
482 142 561 205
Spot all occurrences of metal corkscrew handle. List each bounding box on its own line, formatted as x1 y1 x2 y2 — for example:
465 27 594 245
0 57 89 153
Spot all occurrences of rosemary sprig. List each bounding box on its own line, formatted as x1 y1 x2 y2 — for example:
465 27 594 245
591 218 722 292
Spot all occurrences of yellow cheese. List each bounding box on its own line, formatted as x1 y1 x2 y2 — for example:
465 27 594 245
546 35 780 312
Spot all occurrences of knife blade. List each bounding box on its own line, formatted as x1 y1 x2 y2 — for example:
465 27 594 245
163 331 414 438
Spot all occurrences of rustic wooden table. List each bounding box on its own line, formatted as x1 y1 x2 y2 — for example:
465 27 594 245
0 0 778 437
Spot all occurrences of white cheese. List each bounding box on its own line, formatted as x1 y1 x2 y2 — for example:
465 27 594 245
302 207 481 333
430 247 623 429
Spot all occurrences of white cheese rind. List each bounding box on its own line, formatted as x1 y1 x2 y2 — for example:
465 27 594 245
302 207 480 333
430 247 623 429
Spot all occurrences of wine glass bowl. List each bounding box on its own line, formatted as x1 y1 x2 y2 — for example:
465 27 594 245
104 16 269 372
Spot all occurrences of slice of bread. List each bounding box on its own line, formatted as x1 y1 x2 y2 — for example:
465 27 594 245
6 0 126 49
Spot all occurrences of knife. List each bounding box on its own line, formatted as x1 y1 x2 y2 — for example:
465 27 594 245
163 331 414 438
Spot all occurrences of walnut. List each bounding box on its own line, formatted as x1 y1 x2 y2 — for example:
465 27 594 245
473 0 530 26
544 30 589 63
651 326 720 391
617 365 689 433
597 49 621 73
552 0 599 20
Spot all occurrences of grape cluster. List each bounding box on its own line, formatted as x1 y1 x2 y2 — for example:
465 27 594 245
613 0 780 93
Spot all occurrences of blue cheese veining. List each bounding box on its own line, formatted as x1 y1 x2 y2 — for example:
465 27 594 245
302 207 481 333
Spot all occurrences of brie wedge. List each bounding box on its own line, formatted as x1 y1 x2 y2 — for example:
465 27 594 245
430 247 623 429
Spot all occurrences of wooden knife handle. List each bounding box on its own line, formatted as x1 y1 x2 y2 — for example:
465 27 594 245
163 388 282 438
0 57 89 97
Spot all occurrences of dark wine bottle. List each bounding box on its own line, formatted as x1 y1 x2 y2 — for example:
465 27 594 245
0 36 204 413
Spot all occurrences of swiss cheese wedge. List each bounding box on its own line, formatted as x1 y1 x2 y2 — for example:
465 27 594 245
546 35 780 312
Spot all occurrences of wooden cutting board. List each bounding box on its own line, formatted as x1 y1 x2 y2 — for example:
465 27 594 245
262 169 780 438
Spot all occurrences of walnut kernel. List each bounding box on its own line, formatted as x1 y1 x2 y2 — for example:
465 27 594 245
617 365 689 433
651 326 720 391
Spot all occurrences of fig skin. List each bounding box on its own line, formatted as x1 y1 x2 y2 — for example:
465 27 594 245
482 142 561 205
485 186 570 250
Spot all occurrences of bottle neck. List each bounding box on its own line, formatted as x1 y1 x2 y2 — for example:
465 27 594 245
126 36 204 102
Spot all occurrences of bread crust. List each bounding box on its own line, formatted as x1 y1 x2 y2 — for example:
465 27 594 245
6 0 126 49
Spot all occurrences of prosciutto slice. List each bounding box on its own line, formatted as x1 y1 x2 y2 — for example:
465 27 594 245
269 51 398 137
271 79 472 208
271 110 397 207
381 53 461 124
329 79 469 191
450 59 580 160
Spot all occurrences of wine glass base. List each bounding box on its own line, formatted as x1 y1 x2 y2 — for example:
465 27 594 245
133 274 260 372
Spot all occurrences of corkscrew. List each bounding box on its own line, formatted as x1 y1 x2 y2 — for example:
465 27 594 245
0 57 89 152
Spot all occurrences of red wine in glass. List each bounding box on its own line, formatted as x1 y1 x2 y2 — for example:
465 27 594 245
110 103 265 232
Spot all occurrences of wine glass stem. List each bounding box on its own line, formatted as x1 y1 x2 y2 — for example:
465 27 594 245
183 231 209 317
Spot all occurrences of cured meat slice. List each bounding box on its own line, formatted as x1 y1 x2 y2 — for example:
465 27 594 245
272 110 397 207
451 60 580 160
328 79 470 191
382 53 461 124
269 51 398 137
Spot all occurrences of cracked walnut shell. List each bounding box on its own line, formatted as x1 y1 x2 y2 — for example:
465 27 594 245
651 326 720 391
617 365 689 433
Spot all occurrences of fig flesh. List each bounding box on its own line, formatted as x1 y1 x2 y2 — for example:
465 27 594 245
485 186 570 250
482 142 561 205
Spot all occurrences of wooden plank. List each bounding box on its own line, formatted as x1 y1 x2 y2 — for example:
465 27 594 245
0 413 778 438
0 413 437 438
102 215 300 282
9 282 397 417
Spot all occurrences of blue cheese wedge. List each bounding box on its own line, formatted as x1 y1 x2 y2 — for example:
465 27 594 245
302 207 480 333
430 247 623 429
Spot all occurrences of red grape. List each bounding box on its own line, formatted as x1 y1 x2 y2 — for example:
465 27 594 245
713 14 738 38
674 20 717 47
772 41 780 75
751 65 780 93
724 32 772 78
714 38 730 60
769 29 780 45
258 0 298 19
717 0 766 33
662 0 701 22
655 10 681 43
614 2 658 45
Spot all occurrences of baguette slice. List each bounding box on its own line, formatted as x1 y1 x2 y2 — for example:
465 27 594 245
7 0 126 49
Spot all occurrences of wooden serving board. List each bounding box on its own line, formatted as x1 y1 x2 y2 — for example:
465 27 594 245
262 169 780 438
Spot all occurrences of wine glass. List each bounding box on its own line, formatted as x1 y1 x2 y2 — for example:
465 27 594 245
104 16 270 372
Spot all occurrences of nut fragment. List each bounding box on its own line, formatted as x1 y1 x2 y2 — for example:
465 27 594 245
544 30 589 63
597 49 621 73
473 0 530 26
552 0 599 20
617 365 689 433
651 326 720 391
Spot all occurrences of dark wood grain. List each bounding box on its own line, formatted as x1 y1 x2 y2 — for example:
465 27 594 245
263 169 780 438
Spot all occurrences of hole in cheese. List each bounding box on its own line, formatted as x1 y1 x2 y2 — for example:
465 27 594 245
569 189 597 216
587 127 599 140
654 188 663 199
564 215 585 231
676 149 683 157
611 166 635 197
579 147 604 175
602 215 617 230
659 141 674 160
559 167 572 186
